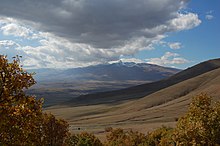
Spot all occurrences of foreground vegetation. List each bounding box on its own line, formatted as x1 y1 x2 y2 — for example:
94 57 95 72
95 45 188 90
1 55 220 145
0 55 69 145
68 93 220 146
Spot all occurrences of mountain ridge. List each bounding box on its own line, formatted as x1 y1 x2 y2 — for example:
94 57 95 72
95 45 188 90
30 61 180 82
65 58 220 106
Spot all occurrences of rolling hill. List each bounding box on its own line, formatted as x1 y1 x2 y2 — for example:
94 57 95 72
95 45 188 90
45 58 220 136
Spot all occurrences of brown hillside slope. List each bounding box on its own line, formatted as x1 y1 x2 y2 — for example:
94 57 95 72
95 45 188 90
46 61 220 135
66 58 220 106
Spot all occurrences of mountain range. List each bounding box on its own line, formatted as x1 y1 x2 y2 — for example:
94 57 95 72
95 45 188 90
64 58 220 106
28 61 180 106
30 61 179 82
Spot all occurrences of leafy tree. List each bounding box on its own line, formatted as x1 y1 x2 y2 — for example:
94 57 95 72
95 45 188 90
66 132 103 146
0 55 69 145
105 128 148 146
146 126 174 146
40 113 70 146
174 93 220 145
0 55 42 145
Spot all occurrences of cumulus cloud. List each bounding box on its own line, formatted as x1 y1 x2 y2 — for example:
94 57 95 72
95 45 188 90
146 52 189 66
0 0 187 48
0 0 188 47
15 33 123 68
169 13 201 31
1 23 31 38
0 0 200 68
0 18 42 40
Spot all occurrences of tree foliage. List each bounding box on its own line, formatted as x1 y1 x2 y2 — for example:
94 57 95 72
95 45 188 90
147 126 174 146
104 128 148 146
174 93 220 145
66 132 103 146
0 55 69 145
40 113 70 145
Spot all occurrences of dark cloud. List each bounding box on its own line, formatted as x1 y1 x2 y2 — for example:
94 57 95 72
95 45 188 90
0 0 186 48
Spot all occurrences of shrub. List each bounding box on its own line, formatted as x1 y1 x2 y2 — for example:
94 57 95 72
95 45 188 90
146 126 175 146
105 128 148 146
66 132 103 146
174 93 220 145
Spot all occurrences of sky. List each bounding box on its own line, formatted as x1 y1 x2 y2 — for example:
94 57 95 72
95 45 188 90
0 0 219 69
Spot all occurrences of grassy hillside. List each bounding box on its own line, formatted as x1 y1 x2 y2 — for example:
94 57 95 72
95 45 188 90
45 58 220 138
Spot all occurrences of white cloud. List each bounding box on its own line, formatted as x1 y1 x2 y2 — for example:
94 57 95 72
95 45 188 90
16 34 122 68
0 17 43 40
1 23 32 38
146 52 189 66
169 13 201 31
168 42 182 49
0 0 188 48
0 14 198 68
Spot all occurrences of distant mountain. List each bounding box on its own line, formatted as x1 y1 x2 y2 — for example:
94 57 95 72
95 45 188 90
28 61 180 106
65 58 220 106
30 61 180 82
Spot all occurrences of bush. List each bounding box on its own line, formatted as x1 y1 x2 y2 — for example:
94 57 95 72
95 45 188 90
66 132 103 146
147 126 174 146
105 128 148 146
174 93 220 145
